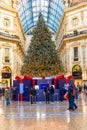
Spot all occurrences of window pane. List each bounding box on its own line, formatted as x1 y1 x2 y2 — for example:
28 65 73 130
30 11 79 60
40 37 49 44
74 47 78 61
5 48 9 57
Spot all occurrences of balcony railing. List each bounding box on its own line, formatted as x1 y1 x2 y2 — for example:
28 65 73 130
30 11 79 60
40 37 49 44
58 30 87 49
0 31 20 40
63 30 87 39
70 0 87 7
0 31 25 55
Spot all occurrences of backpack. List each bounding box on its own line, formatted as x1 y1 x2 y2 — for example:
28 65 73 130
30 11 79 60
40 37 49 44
64 92 68 100
73 89 76 96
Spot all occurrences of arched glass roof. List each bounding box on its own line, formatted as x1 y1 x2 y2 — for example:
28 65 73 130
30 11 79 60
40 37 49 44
17 0 65 34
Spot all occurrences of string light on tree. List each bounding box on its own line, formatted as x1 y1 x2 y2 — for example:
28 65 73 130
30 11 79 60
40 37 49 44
21 12 64 77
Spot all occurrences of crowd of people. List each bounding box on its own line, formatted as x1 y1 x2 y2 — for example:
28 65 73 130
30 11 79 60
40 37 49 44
29 85 55 104
44 85 55 104
1 83 87 111
29 84 79 111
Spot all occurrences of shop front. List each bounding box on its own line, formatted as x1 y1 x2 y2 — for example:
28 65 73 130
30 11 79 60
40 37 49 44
72 65 82 87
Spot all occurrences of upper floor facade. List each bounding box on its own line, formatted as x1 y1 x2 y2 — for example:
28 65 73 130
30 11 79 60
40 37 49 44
55 1 87 85
0 3 26 87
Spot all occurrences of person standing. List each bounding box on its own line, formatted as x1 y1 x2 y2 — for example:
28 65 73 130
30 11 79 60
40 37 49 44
0 88 2 99
5 89 10 106
50 85 55 102
2 87 5 96
32 87 37 104
77 83 82 94
59 86 64 102
1 87 5 102
44 87 50 104
30 87 37 104
30 87 33 104
83 84 86 93
13 87 17 100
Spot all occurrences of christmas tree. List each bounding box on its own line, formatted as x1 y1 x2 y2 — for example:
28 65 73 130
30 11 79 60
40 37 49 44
21 12 64 77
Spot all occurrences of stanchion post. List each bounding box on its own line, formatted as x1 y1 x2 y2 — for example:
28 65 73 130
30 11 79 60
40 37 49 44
20 94 23 101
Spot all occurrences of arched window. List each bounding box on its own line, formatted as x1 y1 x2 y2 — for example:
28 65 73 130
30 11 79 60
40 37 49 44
72 65 82 77
2 66 11 73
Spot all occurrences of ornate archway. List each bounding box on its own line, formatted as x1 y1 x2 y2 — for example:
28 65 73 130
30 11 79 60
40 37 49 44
72 65 82 77
72 65 82 86
1 66 12 87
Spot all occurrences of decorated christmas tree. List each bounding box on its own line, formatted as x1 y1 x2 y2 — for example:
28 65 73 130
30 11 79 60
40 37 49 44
21 12 64 77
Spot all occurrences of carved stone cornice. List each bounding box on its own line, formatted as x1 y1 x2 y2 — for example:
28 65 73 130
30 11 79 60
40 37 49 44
72 59 81 63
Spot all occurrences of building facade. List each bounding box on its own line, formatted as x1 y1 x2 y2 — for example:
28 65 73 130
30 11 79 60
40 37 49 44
0 1 26 87
55 1 87 86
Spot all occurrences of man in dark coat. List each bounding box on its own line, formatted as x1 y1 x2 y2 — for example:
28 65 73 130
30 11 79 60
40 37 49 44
59 86 64 102
30 87 37 104
68 85 77 110
44 87 50 104
50 85 55 102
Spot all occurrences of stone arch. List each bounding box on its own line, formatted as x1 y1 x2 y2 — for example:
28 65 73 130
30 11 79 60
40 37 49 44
72 65 82 77
1 66 12 73
1 66 12 87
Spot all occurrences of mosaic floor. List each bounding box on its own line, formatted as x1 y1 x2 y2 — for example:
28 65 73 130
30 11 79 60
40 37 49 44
0 94 87 130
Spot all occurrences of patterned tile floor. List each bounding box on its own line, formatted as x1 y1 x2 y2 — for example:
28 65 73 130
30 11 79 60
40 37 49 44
0 94 87 130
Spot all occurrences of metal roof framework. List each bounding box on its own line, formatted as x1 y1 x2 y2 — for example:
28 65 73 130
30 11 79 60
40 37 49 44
17 0 65 33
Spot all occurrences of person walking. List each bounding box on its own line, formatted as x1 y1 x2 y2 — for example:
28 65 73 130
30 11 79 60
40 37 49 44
68 85 77 110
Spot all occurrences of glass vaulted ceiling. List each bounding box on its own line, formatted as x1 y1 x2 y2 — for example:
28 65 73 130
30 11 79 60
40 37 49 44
17 0 65 34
